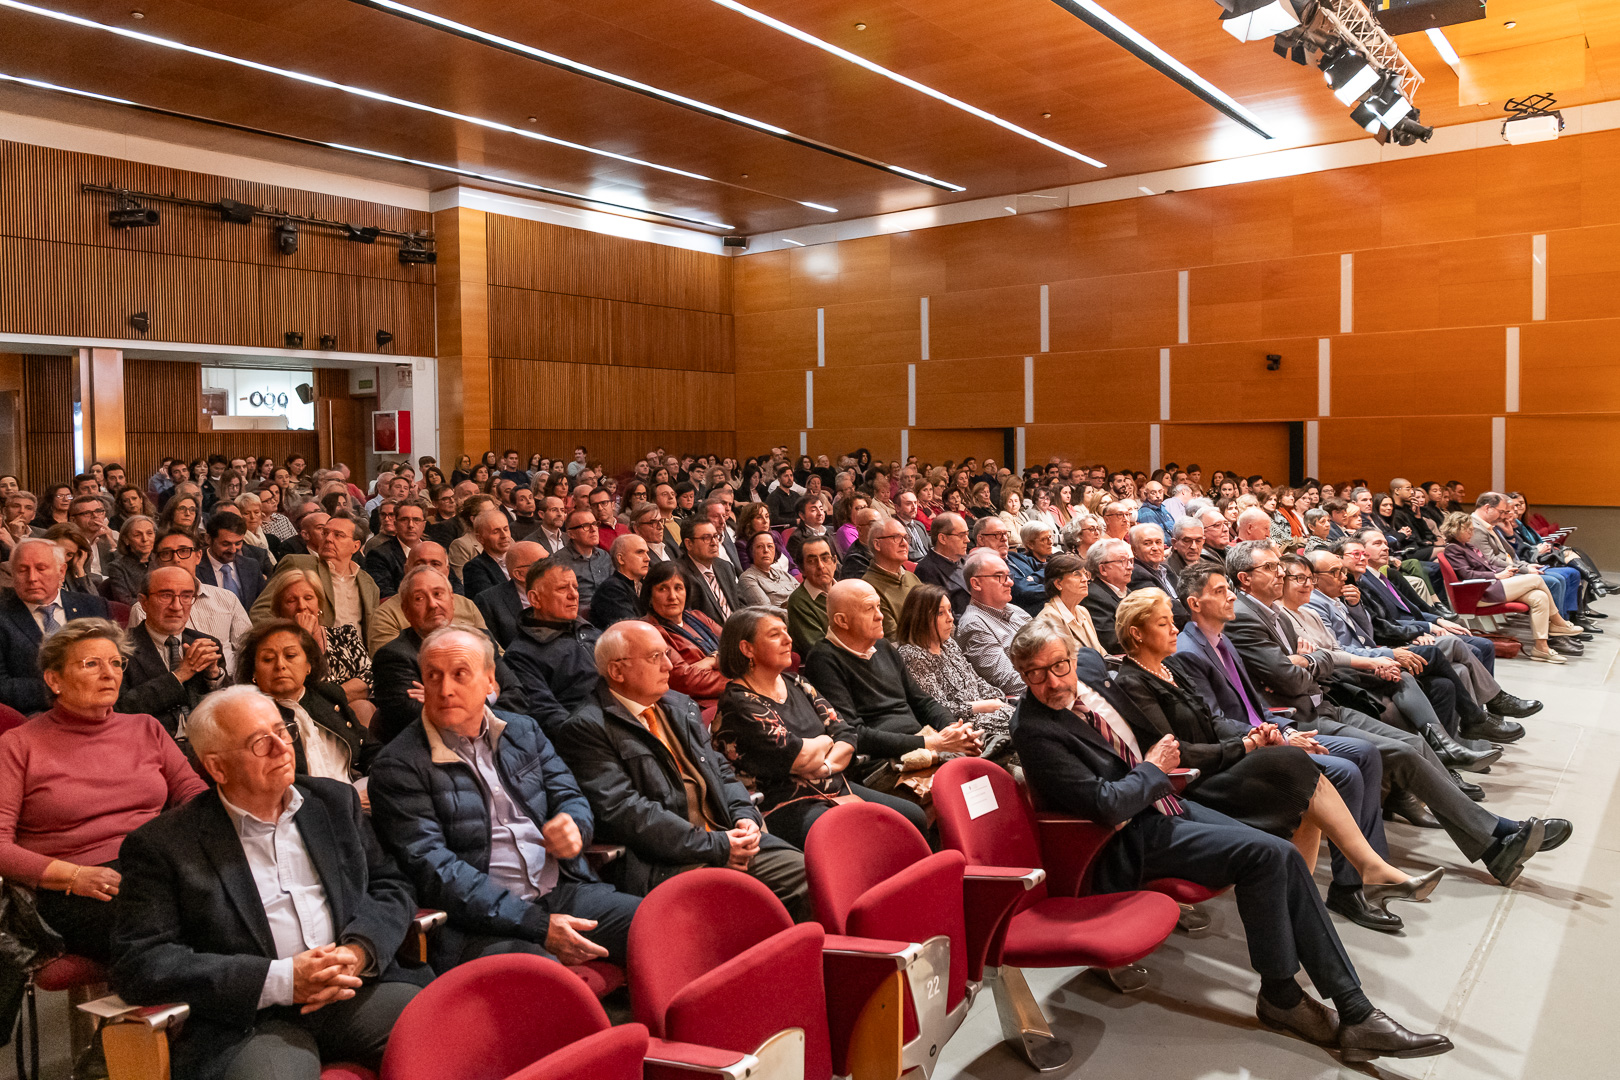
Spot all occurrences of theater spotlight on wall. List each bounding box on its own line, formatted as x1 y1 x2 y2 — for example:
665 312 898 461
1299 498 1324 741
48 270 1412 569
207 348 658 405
397 238 435 265
344 224 380 244
108 196 159 229
275 219 298 255
375 329 394 349
284 331 304 349
295 383 314 405
1266 353 1282 370
320 334 337 349
217 198 257 224
129 311 149 334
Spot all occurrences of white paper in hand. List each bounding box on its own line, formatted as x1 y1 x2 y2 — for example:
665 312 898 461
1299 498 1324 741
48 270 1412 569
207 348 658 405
962 775 999 820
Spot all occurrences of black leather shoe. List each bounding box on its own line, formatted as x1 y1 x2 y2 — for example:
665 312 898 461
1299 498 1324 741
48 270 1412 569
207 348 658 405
1486 818 1546 886
1326 884 1404 932
1363 867 1445 912
1336 1010 1454 1063
1422 726 1502 773
1585 608 1609 618
1449 769 1485 801
1486 691 1542 718
1257 992 1340 1045
1540 817 1574 851
1550 638 1585 656
1384 790 1441 828
1461 713 1525 743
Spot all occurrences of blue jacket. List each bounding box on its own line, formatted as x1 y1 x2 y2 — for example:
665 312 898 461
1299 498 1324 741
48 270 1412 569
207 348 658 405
367 708 598 972
503 615 602 734
1171 622 1276 730
1006 550 1048 616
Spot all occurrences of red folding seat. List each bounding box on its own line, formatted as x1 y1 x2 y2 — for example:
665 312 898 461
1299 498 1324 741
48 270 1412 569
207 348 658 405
1436 552 1531 620
933 757 1182 1070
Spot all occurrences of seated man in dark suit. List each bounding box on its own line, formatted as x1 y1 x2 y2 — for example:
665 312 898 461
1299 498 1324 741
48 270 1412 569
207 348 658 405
363 497 428 599
0 538 109 713
112 686 425 1080
553 619 810 918
473 540 546 649
461 509 515 600
196 511 267 610
369 628 641 971
1006 618 1452 1064
372 566 547 742
678 519 741 624
1165 517 1205 578
117 566 227 737
587 533 649 630
504 561 602 731
1127 523 1189 627
914 512 971 617
1198 508 1232 568
1082 538 1133 653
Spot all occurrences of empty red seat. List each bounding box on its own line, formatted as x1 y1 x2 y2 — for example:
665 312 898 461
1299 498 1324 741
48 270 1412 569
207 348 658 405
0 702 27 736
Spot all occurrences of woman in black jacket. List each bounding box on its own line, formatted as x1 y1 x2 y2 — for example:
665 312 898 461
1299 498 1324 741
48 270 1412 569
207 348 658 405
1113 590 1438 905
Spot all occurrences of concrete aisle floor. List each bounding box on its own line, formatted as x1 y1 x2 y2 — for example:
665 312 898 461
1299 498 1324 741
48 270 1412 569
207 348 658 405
19 597 1620 1080
934 593 1620 1080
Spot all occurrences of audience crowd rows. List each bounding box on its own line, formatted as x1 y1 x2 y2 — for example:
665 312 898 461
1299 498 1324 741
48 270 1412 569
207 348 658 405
0 445 1604 1075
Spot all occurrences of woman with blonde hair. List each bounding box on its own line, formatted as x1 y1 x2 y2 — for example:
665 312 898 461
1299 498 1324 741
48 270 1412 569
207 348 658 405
261 568 375 726
1439 513 1580 663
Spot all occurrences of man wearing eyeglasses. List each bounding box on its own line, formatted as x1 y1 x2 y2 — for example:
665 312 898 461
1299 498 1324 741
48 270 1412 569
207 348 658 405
1082 538 1135 654
679 519 741 627
864 518 922 640
1007 618 1455 1064
915 512 971 618
955 548 1030 696
67 493 114 576
131 528 252 676
114 686 427 1080
0 537 110 713
118 565 227 738
632 504 671 565
1166 518 1205 577
587 489 624 545
552 508 613 612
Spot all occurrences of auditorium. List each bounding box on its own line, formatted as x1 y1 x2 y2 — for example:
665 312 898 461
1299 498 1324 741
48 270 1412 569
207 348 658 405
2 1 1617 1077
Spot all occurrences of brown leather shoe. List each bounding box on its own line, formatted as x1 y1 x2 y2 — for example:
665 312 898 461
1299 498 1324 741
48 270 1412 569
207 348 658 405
1256 993 1339 1046
1337 1010 1454 1062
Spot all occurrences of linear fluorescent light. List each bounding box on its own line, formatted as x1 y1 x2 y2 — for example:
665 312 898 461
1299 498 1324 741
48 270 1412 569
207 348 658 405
703 0 1104 171
346 0 958 194
1426 28 1461 68
780 238 806 246
0 71 735 231
1048 0 1275 140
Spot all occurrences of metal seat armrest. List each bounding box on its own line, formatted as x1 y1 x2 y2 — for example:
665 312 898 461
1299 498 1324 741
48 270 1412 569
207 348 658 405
645 1035 778 1080
398 908 447 967
80 997 191 1080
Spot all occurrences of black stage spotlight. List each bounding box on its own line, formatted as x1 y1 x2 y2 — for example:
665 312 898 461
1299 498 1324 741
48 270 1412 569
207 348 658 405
1362 72 1415 131
320 334 337 349
1266 353 1282 371
1219 0 1305 43
1321 45 1380 105
1390 112 1434 146
1349 101 1389 143
295 382 314 405
109 198 159 229
376 329 394 349
398 239 436 265
129 311 149 334
275 219 299 255
217 198 257 224
285 331 304 349
343 224 380 244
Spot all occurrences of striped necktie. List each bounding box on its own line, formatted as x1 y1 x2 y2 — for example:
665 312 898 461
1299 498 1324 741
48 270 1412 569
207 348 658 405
1070 700 1183 816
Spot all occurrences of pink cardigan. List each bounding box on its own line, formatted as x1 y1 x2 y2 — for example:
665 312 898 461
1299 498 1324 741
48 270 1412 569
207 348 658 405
0 705 207 883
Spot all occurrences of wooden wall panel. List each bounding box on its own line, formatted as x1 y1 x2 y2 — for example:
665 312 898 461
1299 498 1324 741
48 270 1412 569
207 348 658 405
1025 423 1150 470
824 298 919 369
1046 273 1179 353
1518 319 1620 415
1506 416 1620 504
928 286 1040 361
485 216 730 313
1187 255 1338 344
486 288 730 372
913 357 1023 429
1318 417 1493 495
1170 339 1319 423
1547 225 1620 322
1163 423 1292 483
1352 236 1531 334
812 364 908 429
908 429 1006 469
736 309 816 373
1330 329 1504 418
491 429 736 470
1034 350 1158 424
21 355 71 491
491 358 733 433
734 370 805 431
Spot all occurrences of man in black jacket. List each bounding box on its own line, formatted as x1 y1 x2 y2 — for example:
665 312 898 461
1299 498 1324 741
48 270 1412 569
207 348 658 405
504 560 602 733
363 497 428 599
678 519 742 624
372 566 546 742
112 687 425 1080
473 540 546 649
588 533 649 630
1007 619 1453 1065
118 566 227 736
914 512 971 617
553 620 810 918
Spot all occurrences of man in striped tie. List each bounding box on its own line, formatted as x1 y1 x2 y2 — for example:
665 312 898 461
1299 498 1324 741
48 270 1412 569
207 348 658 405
1007 617 1452 1066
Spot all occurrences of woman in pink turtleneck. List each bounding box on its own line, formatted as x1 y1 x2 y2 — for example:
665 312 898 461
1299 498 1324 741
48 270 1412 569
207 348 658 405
0 618 206 960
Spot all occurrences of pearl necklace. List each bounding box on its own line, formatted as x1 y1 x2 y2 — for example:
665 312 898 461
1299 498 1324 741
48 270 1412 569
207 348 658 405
1135 657 1175 682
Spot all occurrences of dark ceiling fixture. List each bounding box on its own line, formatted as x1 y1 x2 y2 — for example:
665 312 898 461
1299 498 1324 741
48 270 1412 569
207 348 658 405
376 329 394 349
285 331 305 349
217 198 256 224
275 219 299 255
397 237 435 264
108 195 159 229
129 311 149 334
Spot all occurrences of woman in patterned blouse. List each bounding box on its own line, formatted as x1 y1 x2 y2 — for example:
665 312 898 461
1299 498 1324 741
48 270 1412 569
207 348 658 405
263 568 375 731
713 606 928 847
892 584 1015 740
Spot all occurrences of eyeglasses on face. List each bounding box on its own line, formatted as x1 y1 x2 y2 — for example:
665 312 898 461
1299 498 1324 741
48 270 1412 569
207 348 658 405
243 728 293 758
156 546 197 560
1019 656 1073 686
69 656 126 674
972 571 1012 582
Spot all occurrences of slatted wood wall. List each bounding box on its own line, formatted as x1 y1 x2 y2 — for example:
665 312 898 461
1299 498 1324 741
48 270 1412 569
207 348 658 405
484 216 734 472
20 355 71 490
733 126 1620 505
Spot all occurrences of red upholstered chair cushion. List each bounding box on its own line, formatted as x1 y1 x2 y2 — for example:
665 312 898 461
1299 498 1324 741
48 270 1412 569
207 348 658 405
33 955 107 992
1001 892 1180 969
1144 877 1223 904
320 1066 377 1080
845 851 968 1013
108 601 131 629
664 922 830 1080
504 1024 648 1080
934 757 1050 911
380 955 609 1080
0 703 27 737
804 802 934 934
570 960 625 999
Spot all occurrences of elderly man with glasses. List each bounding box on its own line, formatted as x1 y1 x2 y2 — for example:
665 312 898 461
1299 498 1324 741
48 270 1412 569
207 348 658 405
955 548 1031 696
1083 537 1136 654
131 527 253 675
552 508 613 611
1007 617 1455 1065
117 565 227 738
0 536 111 712
864 517 922 639
916 512 972 617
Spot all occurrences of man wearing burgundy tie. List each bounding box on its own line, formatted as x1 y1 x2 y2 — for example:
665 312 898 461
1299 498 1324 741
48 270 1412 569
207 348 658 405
1008 618 1453 1064
678 520 740 627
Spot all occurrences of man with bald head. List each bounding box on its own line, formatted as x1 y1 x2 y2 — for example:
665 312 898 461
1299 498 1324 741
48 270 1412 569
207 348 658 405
371 566 544 743
1235 507 1275 544
589 533 650 630
864 516 922 639
475 541 548 649
803 580 982 783
370 628 640 972
117 565 227 736
835 506 882 582
552 621 809 916
365 541 490 655
553 508 613 611
462 509 515 600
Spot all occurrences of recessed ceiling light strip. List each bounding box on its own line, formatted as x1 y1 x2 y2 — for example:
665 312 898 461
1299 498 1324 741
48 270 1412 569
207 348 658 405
0 0 831 212
344 0 964 193
1047 0 1276 140
0 71 736 230
702 0 1107 169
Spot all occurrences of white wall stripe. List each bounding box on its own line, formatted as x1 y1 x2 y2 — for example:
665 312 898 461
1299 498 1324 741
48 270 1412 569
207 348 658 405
1339 253 1354 334
920 296 930 360
1016 427 1026 474
907 363 917 427
1317 339 1332 417
1024 356 1035 424
1505 327 1520 412
1177 271 1190 345
799 430 807 455
1039 284 1050 353
901 428 909 462
1305 420 1319 477
1531 234 1547 321
1159 348 1171 420
815 308 825 367
1150 424 1162 473
1491 417 1506 491
805 370 814 428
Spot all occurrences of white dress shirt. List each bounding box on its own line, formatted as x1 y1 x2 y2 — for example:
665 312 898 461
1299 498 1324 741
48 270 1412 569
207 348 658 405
219 787 337 1009
26 590 66 635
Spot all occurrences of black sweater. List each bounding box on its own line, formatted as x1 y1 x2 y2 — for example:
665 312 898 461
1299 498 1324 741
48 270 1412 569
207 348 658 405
802 638 953 760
